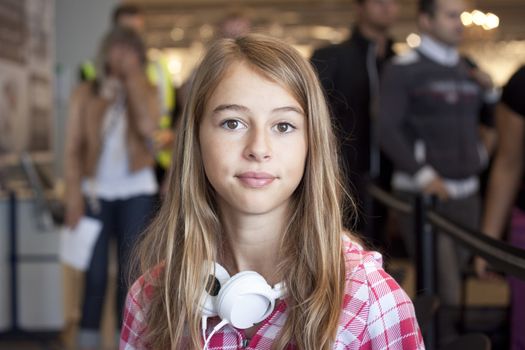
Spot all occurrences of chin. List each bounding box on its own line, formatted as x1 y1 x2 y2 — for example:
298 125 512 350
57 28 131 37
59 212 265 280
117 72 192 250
233 197 288 216
236 202 275 215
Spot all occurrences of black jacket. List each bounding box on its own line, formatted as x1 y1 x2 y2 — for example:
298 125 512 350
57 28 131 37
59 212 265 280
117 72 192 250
311 28 395 183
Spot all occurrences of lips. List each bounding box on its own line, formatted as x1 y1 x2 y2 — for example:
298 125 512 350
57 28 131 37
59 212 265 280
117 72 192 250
236 172 276 188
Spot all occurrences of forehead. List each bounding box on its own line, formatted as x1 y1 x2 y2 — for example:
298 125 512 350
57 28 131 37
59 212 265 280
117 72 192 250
108 41 135 53
435 0 465 13
205 62 302 111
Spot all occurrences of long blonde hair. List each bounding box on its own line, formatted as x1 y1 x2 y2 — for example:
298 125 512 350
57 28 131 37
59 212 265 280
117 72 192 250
133 34 352 349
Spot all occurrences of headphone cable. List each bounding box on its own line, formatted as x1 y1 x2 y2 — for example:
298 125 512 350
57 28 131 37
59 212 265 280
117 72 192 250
203 319 229 350
201 316 208 343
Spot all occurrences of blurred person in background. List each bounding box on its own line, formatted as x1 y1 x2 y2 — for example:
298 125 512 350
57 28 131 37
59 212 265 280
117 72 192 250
377 0 495 344
217 10 253 39
475 65 525 350
65 27 159 350
80 4 176 192
310 0 399 247
177 10 253 110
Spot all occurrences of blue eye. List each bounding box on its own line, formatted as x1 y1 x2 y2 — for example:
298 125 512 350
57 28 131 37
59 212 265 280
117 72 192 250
274 122 295 133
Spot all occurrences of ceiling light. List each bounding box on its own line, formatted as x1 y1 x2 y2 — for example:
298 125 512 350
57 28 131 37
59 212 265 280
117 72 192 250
170 28 184 41
483 13 500 30
406 33 421 48
460 11 473 26
471 10 486 26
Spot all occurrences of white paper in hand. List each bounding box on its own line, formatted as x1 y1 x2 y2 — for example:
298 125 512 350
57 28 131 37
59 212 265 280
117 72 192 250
60 217 102 271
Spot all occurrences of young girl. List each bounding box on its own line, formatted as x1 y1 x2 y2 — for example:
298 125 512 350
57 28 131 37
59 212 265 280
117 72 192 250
120 34 423 350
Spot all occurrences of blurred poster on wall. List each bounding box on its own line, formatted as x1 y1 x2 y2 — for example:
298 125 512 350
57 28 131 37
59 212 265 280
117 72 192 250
0 63 29 155
27 0 54 152
0 0 26 65
0 0 54 162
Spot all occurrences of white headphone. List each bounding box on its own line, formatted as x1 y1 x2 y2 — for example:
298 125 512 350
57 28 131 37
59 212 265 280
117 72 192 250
201 262 286 329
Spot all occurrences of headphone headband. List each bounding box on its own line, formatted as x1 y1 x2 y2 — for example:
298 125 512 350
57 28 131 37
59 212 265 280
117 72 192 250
201 262 286 330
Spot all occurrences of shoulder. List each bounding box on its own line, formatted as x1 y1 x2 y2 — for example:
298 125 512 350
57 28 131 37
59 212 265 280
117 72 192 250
311 42 352 62
342 235 383 275
312 43 343 56
70 82 93 100
68 83 96 118
127 264 163 308
505 65 525 92
391 49 420 66
120 266 163 349
514 65 525 80
335 236 423 348
502 65 525 117
128 272 157 308
382 50 420 83
340 236 388 318
341 237 410 312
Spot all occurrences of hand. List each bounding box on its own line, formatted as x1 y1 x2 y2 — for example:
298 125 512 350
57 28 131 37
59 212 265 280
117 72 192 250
107 44 142 80
65 200 84 229
100 77 122 101
473 256 488 278
154 129 175 151
119 47 142 78
470 68 494 89
474 256 500 280
423 177 449 201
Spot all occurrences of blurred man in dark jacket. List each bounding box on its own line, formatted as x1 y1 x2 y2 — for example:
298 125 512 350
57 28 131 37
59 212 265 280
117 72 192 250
311 0 399 245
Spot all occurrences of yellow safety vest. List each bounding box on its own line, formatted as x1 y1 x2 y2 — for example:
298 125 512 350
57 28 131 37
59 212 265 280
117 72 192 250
80 57 175 169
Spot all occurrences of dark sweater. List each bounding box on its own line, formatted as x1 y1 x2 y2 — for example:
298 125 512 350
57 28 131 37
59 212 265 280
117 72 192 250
378 46 487 180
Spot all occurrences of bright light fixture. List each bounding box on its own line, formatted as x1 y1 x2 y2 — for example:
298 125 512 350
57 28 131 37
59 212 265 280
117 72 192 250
406 33 421 48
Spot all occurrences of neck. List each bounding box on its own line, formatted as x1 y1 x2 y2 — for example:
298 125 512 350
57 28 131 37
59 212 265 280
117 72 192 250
218 202 288 285
419 34 459 66
425 32 457 50
357 22 389 57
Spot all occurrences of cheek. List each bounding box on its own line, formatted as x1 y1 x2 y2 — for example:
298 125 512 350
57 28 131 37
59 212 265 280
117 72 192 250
283 139 308 179
200 139 217 173
200 136 232 181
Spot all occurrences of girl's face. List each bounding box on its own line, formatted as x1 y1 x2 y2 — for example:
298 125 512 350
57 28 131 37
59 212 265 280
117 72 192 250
199 62 308 217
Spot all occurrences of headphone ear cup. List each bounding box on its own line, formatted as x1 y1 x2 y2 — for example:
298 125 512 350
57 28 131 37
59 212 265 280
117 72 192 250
201 262 231 317
216 272 276 329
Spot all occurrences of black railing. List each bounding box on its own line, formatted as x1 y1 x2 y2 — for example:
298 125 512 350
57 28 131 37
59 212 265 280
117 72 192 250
368 184 525 281
368 184 525 350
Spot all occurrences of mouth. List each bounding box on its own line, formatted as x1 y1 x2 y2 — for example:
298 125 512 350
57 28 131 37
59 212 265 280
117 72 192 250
236 172 277 188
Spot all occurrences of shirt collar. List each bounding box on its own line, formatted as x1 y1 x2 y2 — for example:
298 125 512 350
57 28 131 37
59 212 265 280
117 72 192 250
349 26 372 50
348 26 396 60
417 34 459 67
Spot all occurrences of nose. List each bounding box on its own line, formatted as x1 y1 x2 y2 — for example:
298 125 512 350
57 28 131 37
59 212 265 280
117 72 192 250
243 126 272 161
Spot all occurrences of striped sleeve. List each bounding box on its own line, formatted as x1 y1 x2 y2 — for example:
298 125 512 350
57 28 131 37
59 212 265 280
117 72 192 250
359 264 424 349
334 239 424 349
120 276 151 350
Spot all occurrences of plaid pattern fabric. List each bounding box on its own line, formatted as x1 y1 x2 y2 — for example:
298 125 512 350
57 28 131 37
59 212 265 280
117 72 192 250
120 237 424 349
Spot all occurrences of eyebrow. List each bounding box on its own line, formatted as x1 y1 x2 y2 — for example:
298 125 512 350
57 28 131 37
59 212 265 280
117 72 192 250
212 104 249 113
212 104 304 115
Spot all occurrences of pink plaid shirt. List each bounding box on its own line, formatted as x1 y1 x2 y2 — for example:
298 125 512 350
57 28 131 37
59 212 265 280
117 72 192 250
120 237 424 349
